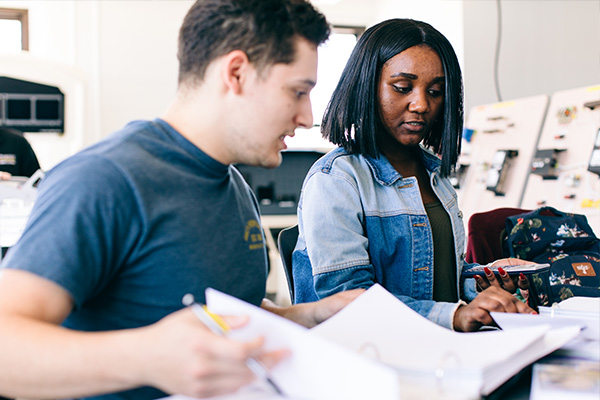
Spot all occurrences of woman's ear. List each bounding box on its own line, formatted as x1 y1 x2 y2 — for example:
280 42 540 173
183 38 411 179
221 50 250 94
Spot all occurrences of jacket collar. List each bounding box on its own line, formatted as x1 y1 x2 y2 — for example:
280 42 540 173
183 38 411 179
364 145 442 186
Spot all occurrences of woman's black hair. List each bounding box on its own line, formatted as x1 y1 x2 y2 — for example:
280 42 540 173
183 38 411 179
321 18 463 177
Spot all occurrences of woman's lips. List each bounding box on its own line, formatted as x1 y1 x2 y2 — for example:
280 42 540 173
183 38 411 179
402 121 426 132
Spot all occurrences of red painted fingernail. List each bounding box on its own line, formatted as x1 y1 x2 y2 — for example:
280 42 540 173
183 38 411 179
519 273 526 280
498 267 507 277
484 267 493 276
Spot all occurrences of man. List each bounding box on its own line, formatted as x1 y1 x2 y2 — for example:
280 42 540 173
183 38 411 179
0 1 361 399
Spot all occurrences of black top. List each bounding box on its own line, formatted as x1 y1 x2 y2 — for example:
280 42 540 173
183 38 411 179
426 199 459 303
0 128 41 177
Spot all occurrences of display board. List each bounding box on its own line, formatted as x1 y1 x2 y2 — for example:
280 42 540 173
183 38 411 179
456 95 549 232
520 84 600 235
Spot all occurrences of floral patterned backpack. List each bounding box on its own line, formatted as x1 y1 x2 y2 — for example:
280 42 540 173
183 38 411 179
503 206 600 305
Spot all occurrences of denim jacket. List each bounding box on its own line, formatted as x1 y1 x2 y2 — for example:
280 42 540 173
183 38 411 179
292 146 478 329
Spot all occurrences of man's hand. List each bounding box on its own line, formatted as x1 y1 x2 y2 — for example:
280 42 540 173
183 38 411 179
453 286 536 332
139 307 288 398
262 288 365 328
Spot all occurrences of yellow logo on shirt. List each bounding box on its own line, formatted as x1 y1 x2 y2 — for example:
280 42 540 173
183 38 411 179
244 219 265 250
0 154 17 165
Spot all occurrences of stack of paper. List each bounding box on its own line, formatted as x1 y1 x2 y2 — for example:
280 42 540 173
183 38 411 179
493 296 599 360
538 297 600 341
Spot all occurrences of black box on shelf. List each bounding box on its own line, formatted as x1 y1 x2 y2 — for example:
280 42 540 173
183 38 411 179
236 150 326 215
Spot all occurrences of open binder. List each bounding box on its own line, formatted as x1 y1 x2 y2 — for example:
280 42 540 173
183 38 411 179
312 285 580 397
205 287 400 400
200 284 580 400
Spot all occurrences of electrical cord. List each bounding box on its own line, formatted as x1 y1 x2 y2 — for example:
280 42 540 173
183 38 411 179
494 0 503 102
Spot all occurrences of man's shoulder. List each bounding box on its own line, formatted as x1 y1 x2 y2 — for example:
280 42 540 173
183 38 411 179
58 120 159 172
88 119 158 153
40 121 157 192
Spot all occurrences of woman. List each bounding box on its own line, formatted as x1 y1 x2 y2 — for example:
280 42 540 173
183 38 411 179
292 18 532 332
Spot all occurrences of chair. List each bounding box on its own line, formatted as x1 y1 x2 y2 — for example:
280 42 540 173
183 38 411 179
277 224 299 302
465 207 530 264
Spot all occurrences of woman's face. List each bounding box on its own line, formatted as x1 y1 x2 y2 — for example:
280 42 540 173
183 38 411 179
377 44 445 149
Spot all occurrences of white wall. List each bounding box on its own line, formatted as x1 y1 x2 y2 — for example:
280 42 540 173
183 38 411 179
0 0 94 170
0 0 192 171
463 0 600 112
314 0 464 72
1 0 596 171
95 0 192 136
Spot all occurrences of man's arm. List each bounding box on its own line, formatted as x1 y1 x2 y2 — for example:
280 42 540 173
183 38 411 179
261 289 365 328
0 269 281 399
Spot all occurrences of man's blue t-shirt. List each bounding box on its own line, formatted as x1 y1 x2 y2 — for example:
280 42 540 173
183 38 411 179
1 119 269 399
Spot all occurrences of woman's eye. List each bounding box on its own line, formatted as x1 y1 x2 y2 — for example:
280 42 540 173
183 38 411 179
428 89 443 97
393 86 411 94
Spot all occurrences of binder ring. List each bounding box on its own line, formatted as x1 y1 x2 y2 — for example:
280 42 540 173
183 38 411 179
435 351 462 393
550 301 560 318
358 342 381 361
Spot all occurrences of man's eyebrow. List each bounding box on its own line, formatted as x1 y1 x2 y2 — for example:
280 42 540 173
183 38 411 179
297 79 316 87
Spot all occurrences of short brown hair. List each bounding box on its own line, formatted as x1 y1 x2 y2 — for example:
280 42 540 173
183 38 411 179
177 0 330 85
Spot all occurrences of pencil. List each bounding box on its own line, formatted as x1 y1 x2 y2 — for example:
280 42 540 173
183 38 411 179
182 293 284 395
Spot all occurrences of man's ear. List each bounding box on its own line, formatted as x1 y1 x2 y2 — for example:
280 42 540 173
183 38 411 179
222 50 251 94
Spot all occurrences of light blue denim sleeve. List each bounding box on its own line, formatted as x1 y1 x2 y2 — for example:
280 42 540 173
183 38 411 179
462 260 479 301
299 168 458 329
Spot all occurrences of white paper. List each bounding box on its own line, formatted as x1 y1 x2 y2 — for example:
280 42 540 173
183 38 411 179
491 312 585 334
494 305 598 341
492 308 599 360
165 285 581 400
312 285 544 370
554 297 600 313
205 288 401 400
309 285 580 396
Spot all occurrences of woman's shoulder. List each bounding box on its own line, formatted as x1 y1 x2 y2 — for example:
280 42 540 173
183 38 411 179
311 147 368 174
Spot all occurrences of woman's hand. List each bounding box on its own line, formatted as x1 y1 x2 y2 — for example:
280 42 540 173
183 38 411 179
453 286 536 332
473 258 534 294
